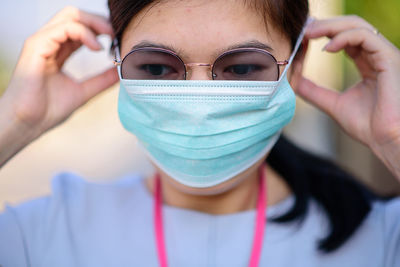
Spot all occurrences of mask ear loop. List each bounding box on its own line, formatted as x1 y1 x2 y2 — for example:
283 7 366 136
278 17 313 82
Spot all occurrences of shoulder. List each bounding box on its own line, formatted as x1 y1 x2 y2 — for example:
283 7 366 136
372 197 400 218
40 172 150 224
370 197 400 242
295 197 399 266
366 197 400 238
10 172 147 218
347 197 400 266
334 197 400 244
367 197 400 267
1 171 147 226
0 172 149 264
48 171 146 206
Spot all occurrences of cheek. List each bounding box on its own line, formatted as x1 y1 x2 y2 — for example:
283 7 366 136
287 70 297 92
286 63 303 93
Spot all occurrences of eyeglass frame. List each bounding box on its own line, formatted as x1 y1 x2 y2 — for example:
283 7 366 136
113 40 290 81
113 17 311 81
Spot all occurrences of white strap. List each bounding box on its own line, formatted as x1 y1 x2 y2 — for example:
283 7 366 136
279 17 313 81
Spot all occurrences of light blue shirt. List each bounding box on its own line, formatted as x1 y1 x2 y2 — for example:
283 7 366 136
0 173 399 267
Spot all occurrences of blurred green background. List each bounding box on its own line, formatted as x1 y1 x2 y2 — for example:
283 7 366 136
343 0 400 86
0 56 9 95
345 0 400 47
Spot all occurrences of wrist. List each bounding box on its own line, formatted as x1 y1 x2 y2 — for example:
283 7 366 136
0 95 42 166
370 136 400 181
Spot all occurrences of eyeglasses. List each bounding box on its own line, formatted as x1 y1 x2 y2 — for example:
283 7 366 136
114 44 289 81
114 18 311 81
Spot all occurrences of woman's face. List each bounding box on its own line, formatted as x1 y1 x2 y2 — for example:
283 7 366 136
120 0 294 194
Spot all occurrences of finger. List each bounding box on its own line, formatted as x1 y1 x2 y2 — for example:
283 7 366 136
306 16 375 39
324 28 389 72
55 40 82 68
34 21 103 59
79 67 119 104
296 77 340 118
324 28 381 54
44 6 113 36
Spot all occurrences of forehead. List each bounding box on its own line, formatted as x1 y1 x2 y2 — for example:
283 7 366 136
120 0 290 60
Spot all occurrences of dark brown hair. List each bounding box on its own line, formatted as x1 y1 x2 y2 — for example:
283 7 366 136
108 0 309 49
107 0 373 253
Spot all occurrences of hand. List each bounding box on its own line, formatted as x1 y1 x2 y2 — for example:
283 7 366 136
2 6 118 135
296 16 400 179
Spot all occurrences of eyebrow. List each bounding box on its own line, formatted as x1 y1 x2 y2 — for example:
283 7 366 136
225 40 274 52
130 40 274 60
131 41 187 58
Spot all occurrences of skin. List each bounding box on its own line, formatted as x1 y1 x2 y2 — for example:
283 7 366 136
0 1 399 215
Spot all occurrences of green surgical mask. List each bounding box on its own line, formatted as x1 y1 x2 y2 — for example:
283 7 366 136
117 20 307 188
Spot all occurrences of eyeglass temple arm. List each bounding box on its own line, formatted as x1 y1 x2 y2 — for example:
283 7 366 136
113 39 122 66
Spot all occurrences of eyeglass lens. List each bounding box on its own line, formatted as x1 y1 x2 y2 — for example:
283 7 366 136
121 48 279 81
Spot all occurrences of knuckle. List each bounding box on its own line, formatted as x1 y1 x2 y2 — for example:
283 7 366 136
65 21 80 30
362 28 372 34
355 27 369 34
24 32 43 47
65 21 91 38
62 21 78 36
22 34 44 55
62 6 80 19
24 34 35 44
348 14 363 22
23 35 35 48
348 15 371 28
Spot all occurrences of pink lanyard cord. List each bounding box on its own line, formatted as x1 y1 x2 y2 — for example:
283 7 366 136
153 165 267 267
154 172 169 267
249 163 267 267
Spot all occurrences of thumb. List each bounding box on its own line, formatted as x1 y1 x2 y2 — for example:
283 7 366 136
296 76 340 118
80 67 119 104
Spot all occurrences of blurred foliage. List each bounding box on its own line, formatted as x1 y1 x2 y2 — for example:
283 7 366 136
344 0 400 47
0 56 10 96
0 54 12 96
342 0 400 88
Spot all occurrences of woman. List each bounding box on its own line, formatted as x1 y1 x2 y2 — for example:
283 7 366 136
0 0 399 266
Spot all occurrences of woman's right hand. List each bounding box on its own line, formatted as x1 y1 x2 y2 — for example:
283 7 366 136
0 7 118 166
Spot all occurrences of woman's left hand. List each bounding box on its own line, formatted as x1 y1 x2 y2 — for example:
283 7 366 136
297 16 400 180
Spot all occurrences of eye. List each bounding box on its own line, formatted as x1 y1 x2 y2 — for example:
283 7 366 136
139 64 177 78
224 64 262 76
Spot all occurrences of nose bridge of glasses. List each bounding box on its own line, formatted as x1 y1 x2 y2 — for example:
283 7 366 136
185 63 214 80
